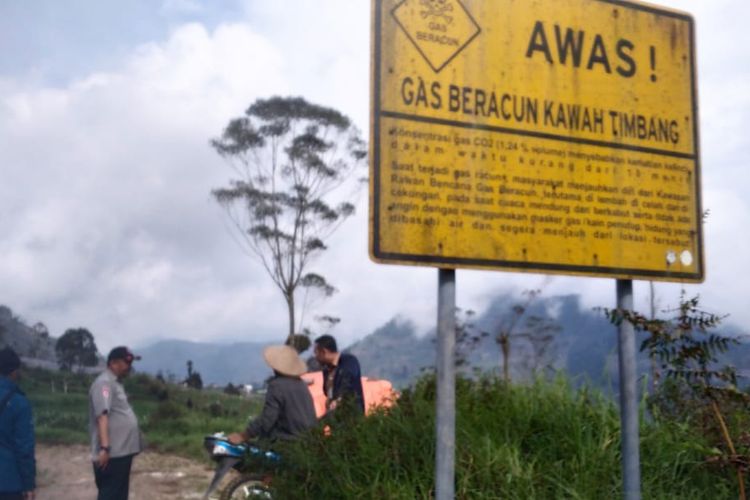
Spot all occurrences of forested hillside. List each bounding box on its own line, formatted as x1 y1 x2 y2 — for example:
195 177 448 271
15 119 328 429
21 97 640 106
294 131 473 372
0 305 56 362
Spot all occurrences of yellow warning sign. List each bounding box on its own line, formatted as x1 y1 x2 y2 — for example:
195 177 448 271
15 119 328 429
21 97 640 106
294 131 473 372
370 0 703 282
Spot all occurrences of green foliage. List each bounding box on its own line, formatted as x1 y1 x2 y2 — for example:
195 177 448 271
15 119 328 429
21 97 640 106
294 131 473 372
21 368 93 444
185 372 203 390
605 293 750 496
184 359 203 389
604 292 749 417
606 293 737 388
55 327 99 371
210 96 367 340
224 382 242 396
286 333 311 354
273 375 734 498
149 400 187 421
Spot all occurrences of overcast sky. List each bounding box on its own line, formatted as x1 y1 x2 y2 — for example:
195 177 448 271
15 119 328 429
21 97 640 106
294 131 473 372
1 0 748 353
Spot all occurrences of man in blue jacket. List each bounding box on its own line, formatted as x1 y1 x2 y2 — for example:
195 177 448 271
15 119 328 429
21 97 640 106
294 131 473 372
313 335 365 415
0 348 35 500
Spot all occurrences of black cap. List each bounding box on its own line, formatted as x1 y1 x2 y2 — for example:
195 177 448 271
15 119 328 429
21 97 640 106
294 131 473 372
107 346 141 364
0 347 21 376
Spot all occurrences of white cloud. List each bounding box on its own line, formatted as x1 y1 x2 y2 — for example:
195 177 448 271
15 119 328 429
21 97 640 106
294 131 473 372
1 1 749 356
0 22 290 349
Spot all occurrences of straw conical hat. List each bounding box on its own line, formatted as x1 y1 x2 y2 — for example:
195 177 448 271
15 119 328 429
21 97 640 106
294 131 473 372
263 345 307 377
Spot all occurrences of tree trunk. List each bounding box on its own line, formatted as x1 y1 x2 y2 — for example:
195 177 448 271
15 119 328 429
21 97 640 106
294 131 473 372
284 291 295 344
500 334 511 383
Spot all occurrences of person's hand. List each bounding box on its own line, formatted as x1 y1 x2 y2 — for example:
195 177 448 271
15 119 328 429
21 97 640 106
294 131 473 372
23 491 35 500
97 449 110 470
227 432 246 445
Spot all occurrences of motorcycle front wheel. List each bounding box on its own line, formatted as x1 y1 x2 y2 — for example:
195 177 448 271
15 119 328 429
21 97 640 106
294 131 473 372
219 473 272 499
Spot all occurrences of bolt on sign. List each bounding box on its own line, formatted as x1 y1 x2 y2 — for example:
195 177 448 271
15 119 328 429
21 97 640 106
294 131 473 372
369 0 703 282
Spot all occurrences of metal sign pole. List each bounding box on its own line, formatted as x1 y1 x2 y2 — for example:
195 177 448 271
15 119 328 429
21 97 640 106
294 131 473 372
436 268 456 500
616 279 641 500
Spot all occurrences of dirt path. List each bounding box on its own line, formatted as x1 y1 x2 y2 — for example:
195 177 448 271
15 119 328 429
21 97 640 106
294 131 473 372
36 444 233 499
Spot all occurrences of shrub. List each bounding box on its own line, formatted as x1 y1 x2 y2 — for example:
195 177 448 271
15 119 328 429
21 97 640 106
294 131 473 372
149 400 187 422
273 374 734 499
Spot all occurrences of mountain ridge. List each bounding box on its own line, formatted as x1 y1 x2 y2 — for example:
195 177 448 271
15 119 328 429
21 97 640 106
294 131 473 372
3 294 748 389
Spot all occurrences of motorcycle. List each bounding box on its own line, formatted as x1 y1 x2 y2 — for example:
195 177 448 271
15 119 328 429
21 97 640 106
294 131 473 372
202 433 281 499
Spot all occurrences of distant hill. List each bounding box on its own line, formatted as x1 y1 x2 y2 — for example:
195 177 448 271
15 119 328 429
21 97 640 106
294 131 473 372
4 295 748 389
135 339 274 387
346 318 434 388
0 305 57 362
347 294 622 388
349 294 750 390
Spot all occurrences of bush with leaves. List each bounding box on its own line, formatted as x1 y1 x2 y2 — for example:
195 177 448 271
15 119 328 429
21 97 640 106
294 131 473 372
605 293 750 499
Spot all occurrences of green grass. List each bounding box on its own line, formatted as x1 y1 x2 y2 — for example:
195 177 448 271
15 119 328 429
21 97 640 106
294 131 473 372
273 375 739 499
21 367 263 461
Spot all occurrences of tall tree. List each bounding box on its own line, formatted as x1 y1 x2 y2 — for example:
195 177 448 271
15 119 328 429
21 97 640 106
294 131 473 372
0 306 12 346
211 96 367 343
28 322 50 358
185 359 203 390
55 328 99 372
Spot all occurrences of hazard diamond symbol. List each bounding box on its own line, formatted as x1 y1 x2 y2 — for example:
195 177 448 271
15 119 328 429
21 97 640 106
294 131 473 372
391 0 481 73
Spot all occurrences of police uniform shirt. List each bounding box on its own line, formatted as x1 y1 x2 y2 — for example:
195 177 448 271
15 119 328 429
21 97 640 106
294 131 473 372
88 369 142 460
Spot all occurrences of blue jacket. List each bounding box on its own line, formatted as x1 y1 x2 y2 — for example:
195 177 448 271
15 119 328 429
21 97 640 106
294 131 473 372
0 377 35 493
323 352 365 414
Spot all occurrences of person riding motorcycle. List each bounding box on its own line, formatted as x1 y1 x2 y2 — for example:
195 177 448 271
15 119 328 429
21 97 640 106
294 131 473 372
228 345 317 445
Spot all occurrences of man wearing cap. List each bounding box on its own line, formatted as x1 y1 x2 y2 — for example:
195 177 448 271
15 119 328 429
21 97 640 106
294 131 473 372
228 345 317 444
88 346 143 500
0 347 35 500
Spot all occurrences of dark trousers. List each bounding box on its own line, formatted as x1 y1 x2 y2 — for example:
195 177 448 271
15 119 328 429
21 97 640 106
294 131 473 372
0 493 23 500
93 454 134 500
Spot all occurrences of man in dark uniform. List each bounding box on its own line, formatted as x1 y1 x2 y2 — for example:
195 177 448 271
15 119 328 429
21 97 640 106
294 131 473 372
89 347 143 500
313 335 365 415
0 348 35 500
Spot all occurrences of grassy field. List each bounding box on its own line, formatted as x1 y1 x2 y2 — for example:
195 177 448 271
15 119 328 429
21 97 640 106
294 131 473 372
20 367 262 460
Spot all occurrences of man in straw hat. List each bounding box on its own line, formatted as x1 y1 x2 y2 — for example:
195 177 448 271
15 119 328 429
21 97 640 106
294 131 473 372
228 345 317 444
